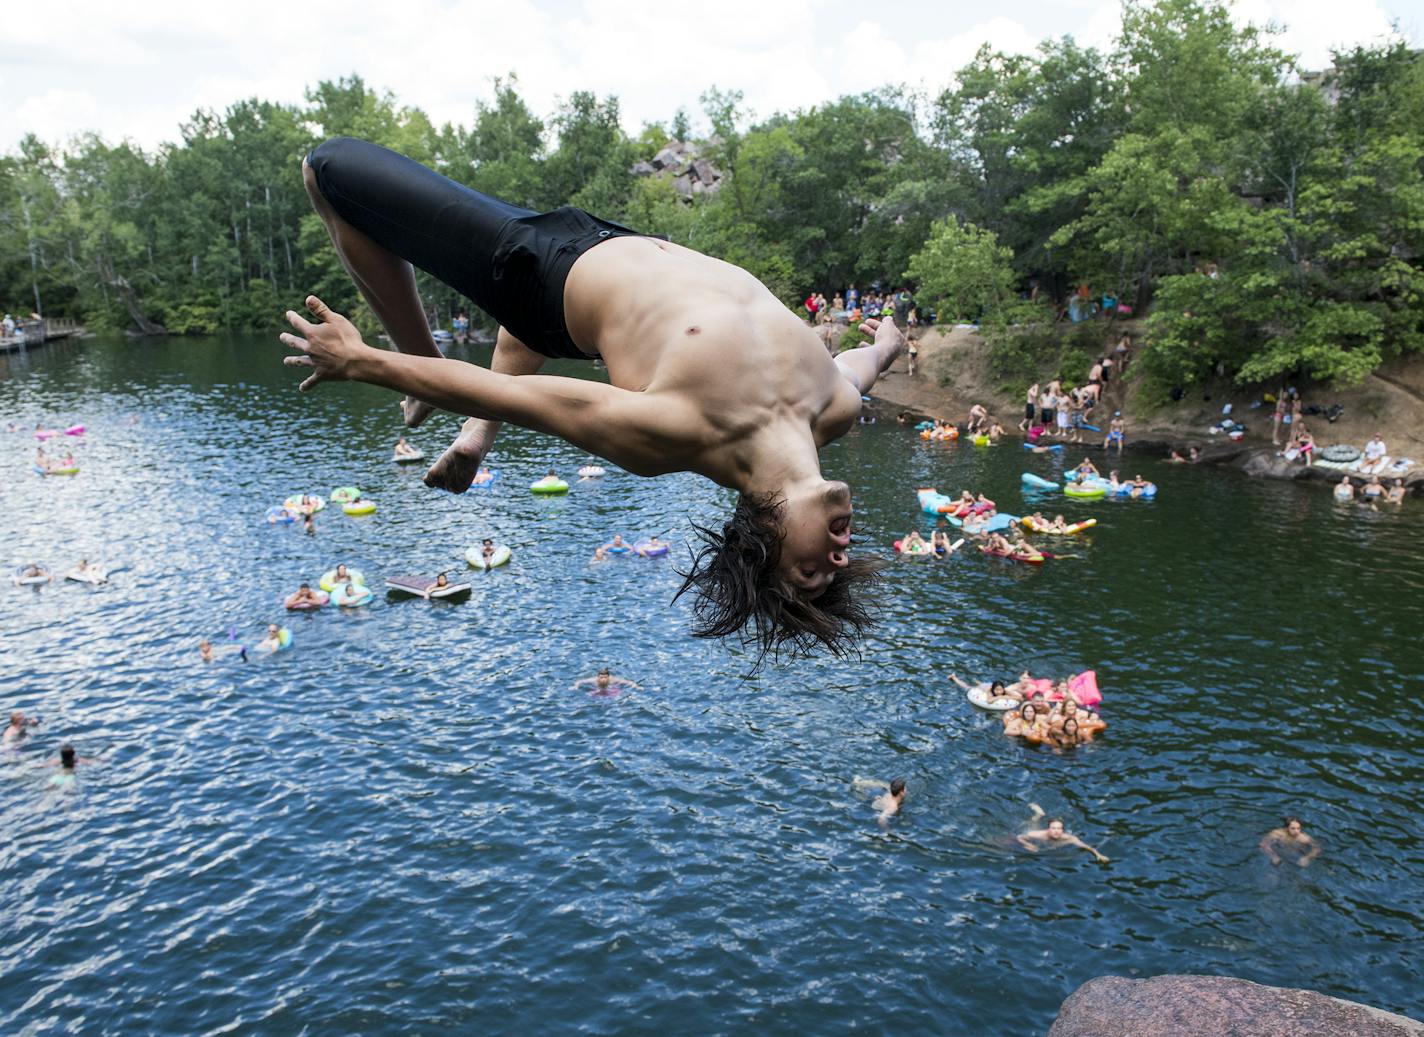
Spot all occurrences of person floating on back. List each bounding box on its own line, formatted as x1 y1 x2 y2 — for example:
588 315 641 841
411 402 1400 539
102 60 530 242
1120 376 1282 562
281 137 900 663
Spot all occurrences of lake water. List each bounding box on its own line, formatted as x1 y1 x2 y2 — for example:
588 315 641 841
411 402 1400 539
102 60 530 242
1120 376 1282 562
2 335 1421 1035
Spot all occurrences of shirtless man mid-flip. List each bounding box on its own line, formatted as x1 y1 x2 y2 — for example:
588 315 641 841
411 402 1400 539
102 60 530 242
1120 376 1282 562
280 138 901 660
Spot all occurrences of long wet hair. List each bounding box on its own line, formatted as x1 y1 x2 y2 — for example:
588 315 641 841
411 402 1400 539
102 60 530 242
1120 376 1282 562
674 491 883 670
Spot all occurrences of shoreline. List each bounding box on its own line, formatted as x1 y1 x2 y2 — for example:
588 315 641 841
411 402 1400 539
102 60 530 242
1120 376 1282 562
859 326 1424 497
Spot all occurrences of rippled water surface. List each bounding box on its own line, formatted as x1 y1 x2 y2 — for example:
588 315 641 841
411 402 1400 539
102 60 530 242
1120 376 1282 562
3 335 1422 1035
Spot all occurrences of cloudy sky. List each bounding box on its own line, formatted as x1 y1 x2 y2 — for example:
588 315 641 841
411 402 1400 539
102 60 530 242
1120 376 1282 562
3 0 1418 150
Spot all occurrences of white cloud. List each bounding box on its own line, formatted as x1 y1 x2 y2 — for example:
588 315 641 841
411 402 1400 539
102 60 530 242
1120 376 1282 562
1 0 1418 151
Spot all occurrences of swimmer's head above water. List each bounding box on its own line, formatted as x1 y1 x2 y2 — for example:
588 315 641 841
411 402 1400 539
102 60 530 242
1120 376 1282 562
676 479 883 669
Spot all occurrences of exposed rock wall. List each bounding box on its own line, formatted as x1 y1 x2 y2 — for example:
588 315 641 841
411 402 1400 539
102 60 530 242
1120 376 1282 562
1047 975 1423 1037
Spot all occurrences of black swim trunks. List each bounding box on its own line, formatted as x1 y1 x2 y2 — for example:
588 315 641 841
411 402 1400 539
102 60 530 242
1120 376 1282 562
306 137 646 360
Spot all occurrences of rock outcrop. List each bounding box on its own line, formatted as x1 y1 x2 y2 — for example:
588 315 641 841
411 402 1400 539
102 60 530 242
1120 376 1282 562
631 140 721 199
1047 975 1423 1037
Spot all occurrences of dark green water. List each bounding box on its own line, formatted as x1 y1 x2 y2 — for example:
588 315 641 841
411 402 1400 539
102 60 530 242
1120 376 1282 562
2 334 1421 1035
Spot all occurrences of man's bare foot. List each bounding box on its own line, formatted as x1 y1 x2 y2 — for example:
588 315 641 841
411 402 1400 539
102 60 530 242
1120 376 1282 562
423 437 484 492
401 396 437 428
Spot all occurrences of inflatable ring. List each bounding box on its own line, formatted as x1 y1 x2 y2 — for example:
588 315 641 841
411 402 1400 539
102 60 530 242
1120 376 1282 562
470 471 499 489
578 465 606 478
1063 483 1106 499
1321 444 1361 463
34 465 79 476
265 505 297 524
531 477 569 495
967 685 1018 711
972 434 991 446
330 486 361 503
331 583 373 606
393 450 425 464
634 541 670 557
12 565 52 586
319 567 366 593
465 544 512 569
342 500 377 516
283 495 325 514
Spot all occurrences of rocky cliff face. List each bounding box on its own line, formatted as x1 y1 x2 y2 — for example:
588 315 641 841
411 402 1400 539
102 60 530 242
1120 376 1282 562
1047 975 1423 1037
630 141 721 199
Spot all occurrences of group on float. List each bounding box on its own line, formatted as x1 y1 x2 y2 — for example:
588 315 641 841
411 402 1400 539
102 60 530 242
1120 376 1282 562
950 671 1107 749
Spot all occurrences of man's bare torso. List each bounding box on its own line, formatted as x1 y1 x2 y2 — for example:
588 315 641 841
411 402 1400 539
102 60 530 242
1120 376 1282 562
562 237 862 483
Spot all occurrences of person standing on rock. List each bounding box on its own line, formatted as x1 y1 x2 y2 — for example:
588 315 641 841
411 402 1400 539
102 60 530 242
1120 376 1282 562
1104 413 1126 455
1272 392 1287 446
282 137 900 662
1021 382 1039 431
1259 816 1321 868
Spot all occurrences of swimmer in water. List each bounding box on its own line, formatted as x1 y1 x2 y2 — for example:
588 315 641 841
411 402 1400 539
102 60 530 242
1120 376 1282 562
1259 816 1321 868
573 667 642 696
871 778 907 822
46 744 87 787
199 639 214 663
393 435 422 458
434 573 450 589
478 538 496 564
1017 804 1109 862
303 512 317 534
636 535 667 557
472 467 495 486
4 711 38 745
331 563 354 586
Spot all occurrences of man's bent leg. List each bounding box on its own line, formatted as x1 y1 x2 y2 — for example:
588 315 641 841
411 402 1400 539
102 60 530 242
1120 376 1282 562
303 158 444 427
424 328 547 492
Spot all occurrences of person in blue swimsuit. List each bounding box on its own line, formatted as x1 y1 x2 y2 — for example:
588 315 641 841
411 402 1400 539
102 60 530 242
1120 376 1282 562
1104 413 1125 455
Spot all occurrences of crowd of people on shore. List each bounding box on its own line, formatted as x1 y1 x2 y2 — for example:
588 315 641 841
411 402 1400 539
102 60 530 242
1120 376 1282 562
804 284 919 328
1015 362 1127 450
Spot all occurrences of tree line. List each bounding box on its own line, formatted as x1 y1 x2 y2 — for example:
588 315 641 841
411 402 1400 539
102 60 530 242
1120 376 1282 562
1 0 1420 391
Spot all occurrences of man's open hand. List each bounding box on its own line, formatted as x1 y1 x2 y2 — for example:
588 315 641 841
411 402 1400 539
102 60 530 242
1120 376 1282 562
858 317 905 357
280 296 368 390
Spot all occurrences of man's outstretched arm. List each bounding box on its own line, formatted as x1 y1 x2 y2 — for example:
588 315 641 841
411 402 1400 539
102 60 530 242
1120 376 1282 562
452 329 545 448
281 297 697 474
834 318 905 395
